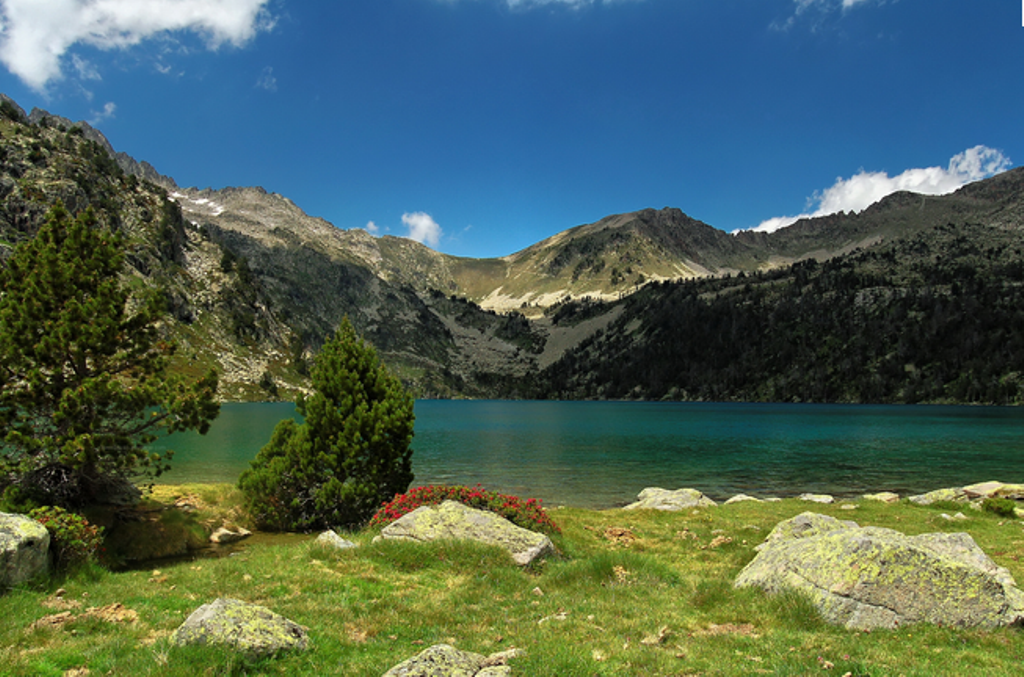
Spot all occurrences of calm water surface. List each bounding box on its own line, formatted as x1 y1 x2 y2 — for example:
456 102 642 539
154 400 1024 509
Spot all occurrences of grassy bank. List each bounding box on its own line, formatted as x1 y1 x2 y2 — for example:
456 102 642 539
2 486 1023 676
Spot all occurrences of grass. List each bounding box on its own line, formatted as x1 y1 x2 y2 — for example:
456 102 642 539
2 487 1023 675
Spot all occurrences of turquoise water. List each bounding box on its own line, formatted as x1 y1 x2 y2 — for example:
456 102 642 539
154 400 1024 509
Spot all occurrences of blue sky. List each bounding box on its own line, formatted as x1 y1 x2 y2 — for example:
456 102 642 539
0 1 1019 258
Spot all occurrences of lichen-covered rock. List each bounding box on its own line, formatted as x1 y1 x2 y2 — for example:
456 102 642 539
798 493 834 504
172 598 308 655
623 487 716 511
1 512 50 590
862 492 900 503
378 501 553 567
382 644 520 677
315 530 357 550
908 487 968 505
735 512 1024 630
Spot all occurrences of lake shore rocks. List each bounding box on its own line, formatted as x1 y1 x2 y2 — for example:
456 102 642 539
735 512 1024 630
377 500 554 566
172 597 309 655
623 487 716 511
1 512 50 590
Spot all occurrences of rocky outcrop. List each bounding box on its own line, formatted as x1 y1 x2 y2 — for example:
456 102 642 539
382 644 521 677
377 501 553 567
735 512 1024 630
172 597 309 655
0 512 50 589
623 487 716 511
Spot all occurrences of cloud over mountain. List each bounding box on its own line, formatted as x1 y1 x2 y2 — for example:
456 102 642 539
402 211 443 248
0 0 274 91
748 146 1012 233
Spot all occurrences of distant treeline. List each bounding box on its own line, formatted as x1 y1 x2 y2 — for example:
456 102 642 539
534 222 1024 405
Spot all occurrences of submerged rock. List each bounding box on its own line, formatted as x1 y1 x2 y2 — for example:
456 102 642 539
735 512 1024 630
0 512 50 590
172 597 309 655
623 487 716 511
377 501 553 566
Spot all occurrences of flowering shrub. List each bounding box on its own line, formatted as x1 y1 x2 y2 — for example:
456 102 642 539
369 485 560 535
29 505 105 571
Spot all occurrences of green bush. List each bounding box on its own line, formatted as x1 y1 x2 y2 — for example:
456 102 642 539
369 484 560 535
238 318 414 530
981 497 1019 517
28 506 104 572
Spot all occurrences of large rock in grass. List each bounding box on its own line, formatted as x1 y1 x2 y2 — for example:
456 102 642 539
382 644 520 677
623 487 716 511
1 512 50 590
735 512 1024 630
172 598 309 655
377 501 553 566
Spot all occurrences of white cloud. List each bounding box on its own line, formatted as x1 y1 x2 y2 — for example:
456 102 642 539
255 65 276 91
747 146 1012 233
401 212 443 248
364 220 380 235
773 0 883 31
88 100 116 125
0 0 274 92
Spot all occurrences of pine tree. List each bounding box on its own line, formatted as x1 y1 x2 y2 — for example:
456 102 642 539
238 317 414 530
0 202 219 508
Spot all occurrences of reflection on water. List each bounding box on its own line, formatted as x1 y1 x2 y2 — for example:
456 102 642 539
155 400 1024 509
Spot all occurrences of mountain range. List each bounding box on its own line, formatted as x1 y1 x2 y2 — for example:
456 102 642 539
2 93 1022 404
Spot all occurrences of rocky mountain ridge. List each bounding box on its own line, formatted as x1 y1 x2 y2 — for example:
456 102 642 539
3 93 1023 403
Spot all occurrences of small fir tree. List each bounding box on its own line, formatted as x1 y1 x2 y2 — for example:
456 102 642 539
0 202 219 508
238 317 414 530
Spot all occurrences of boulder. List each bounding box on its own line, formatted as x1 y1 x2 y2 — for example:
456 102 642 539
314 530 357 550
382 644 520 677
378 501 553 567
735 512 1024 630
172 597 309 655
862 492 900 504
1 512 50 589
623 487 716 511
724 494 762 505
962 481 1024 501
907 487 967 505
209 526 252 545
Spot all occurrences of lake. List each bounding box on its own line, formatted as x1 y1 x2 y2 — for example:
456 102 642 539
153 400 1024 509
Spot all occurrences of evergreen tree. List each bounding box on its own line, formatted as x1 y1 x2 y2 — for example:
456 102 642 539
0 202 219 508
238 317 414 530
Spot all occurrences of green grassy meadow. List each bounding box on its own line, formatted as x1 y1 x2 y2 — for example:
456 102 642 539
2 486 1023 676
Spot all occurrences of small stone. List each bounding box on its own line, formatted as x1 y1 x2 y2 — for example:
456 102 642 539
209 526 251 545
724 494 762 505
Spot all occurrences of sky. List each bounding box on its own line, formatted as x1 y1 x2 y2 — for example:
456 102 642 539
0 1 1020 257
